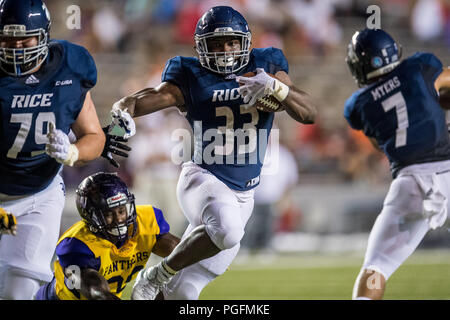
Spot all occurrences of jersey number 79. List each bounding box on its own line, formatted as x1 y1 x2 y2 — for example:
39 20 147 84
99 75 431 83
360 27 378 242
7 111 56 159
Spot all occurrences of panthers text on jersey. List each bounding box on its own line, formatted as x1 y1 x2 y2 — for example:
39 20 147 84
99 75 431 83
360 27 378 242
162 47 288 191
48 205 169 300
0 40 97 195
344 52 450 177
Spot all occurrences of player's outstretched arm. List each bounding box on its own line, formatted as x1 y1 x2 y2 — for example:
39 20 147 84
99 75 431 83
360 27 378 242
70 92 106 166
151 232 181 258
109 82 185 139
274 71 318 124
114 82 185 118
79 268 120 300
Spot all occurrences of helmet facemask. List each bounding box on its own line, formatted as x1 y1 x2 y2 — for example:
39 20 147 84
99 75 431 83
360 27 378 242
346 40 366 86
195 29 251 74
0 24 49 76
77 190 138 246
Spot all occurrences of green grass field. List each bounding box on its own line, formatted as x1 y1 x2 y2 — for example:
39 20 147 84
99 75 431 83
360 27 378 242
122 249 450 300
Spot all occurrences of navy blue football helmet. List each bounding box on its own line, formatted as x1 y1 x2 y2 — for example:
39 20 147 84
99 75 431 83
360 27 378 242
0 0 51 76
194 6 251 74
76 172 137 245
346 28 402 86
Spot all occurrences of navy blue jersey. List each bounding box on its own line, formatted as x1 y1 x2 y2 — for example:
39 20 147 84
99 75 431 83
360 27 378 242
162 47 288 190
344 52 450 177
0 40 97 195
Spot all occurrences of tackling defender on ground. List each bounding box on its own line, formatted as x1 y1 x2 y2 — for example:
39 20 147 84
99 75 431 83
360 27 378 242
35 172 180 300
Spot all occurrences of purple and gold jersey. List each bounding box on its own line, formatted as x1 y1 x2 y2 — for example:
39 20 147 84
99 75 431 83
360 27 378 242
51 205 169 300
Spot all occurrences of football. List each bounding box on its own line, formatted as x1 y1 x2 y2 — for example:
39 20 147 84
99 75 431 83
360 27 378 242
240 72 285 113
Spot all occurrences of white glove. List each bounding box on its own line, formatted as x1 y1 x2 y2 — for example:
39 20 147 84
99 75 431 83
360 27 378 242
45 122 79 166
111 100 136 139
236 68 290 105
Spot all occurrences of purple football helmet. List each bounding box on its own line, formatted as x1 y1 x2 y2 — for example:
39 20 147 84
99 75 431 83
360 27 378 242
76 172 137 245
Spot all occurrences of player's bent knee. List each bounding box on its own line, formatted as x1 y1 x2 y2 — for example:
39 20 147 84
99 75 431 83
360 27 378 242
207 219 245 250
203 202 245 250
221 228 244 249
206 223 244 250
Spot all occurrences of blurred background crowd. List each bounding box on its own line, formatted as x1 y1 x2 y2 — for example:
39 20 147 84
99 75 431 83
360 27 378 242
44 0 450 252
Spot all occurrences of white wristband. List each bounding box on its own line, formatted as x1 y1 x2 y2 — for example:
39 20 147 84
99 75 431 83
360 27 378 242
272 78 290 102
63 144 79 166
162 259 178 275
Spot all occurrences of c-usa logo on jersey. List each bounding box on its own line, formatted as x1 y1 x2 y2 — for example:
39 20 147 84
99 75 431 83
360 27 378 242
55 79 73 86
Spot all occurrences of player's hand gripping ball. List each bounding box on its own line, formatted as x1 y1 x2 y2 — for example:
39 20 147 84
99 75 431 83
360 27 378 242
237 69 285 113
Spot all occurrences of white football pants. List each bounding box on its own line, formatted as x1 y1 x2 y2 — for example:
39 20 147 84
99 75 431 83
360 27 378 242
0 174 65 299
359 160 450 281
162 161 255 300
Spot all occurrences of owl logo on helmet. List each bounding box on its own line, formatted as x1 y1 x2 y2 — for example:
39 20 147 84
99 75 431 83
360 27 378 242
75 172 137 246
346 28 402 86
0 0 51 76
194 6 252 75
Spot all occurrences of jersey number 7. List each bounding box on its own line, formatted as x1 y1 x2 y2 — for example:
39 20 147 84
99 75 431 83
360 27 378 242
381 91 408 148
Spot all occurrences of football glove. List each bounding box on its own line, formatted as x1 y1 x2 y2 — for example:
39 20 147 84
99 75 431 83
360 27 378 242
237 68 289 105
45 122 79 166
111 101 136 139
0 208 17 236
101 125 131 168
